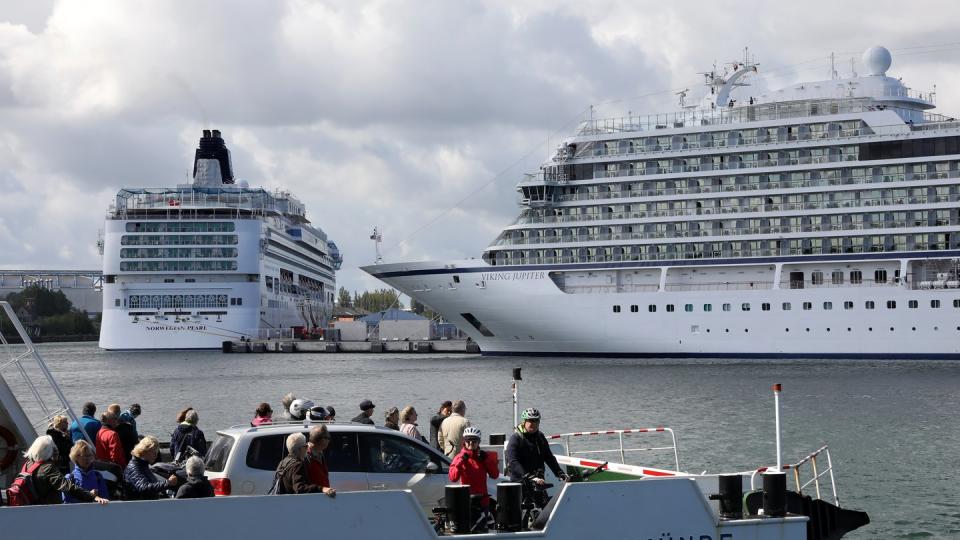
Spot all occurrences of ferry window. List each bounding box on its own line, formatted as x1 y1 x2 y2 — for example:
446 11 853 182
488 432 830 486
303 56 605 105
831 271 844 285
931 299 941 308
741 303 750 311
761 303 771 311
803 302 812 310
630 305 639 313
811 271 824 285
908 300 918 309
453 276 460 283
844 301 854 310
722 303 731 312
866 301 875 310
886 300 896 309
684 304 693 312
850 270 863 284
703 304 713 312
648 305 657 312
875 269 887 284
823 302 833 310
782 302 791 310
666 304 675 312
613 305 621 313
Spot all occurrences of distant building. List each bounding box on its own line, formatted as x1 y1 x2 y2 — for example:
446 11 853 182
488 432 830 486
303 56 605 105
361 308 431 340
0 270 103 316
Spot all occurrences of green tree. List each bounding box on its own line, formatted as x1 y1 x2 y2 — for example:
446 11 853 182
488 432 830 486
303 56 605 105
5 286 73 320
337 286 352 307
354 288 404 312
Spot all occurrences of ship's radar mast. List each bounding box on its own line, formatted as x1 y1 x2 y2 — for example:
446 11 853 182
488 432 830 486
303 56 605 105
700 47 759 109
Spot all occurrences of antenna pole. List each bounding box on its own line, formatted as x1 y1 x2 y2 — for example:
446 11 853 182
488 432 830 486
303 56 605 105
370 227 383 264
773 383 783 471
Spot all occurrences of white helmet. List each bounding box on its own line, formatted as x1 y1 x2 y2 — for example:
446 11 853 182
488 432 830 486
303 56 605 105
462 426 482 440
289 399 314 420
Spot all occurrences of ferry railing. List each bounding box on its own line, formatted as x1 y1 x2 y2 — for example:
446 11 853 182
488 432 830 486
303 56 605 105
749 445 840 506
545 427 680 471
0 302 89 445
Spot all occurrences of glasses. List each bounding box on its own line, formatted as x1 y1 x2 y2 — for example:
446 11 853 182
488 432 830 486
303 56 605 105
464 439 480 444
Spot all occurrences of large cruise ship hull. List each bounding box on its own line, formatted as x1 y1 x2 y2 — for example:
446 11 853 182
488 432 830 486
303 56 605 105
364 254 960 358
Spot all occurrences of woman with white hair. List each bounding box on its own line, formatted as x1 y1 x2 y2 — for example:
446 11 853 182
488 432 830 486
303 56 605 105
170 408 208 460
272 432 323 494
175 456 215 499
124 436 178 500
17 435 108 505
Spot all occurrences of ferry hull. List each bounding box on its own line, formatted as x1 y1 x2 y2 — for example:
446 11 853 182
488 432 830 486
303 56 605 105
364 258 960 358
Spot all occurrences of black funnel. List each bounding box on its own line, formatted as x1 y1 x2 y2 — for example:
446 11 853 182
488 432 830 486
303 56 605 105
193 129 234 184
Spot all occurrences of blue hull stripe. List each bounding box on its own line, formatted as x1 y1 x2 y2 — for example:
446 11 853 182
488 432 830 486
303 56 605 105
367 250 960 279
481 350 960 360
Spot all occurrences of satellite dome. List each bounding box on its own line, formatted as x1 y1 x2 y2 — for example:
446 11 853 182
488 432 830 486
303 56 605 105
239 180 249 188
863 46 892 76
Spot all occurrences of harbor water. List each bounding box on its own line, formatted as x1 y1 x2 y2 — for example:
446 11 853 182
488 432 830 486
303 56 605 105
24 342 960 538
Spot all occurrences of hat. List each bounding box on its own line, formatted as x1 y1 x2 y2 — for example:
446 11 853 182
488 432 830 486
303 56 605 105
129 404 142 416
359 399 375 411
385 406 399 418
326 406 336 417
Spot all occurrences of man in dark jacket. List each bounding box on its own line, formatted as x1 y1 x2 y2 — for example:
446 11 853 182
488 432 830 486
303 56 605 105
351 399 375 425
109 403 139 461
176 456 215 499
429 400 452 451
504 408 567 487
170 409 207 459
274 433 323 494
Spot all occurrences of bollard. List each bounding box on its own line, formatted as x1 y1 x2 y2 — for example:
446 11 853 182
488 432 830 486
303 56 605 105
496 482 523 532
762 472 787 517
709 474 743 519
445 484 471 533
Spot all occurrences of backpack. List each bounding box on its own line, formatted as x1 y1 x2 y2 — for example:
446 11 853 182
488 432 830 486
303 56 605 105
7 461 44 506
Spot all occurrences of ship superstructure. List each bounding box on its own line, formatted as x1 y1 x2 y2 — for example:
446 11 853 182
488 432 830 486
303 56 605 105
100 130 342 349
365 47 960 358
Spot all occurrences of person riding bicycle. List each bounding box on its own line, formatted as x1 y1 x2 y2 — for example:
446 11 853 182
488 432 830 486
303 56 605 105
505 408 567 498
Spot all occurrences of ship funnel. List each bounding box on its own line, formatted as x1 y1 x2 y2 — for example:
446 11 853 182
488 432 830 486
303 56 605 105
192 129 235 186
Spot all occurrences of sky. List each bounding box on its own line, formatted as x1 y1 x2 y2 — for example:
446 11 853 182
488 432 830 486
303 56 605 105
2 0 960 296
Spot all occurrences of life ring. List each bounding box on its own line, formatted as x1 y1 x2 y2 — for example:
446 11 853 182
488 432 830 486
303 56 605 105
0 425 17 472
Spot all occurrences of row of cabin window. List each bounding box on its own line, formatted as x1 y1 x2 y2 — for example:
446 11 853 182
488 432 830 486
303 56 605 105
613 298 960 313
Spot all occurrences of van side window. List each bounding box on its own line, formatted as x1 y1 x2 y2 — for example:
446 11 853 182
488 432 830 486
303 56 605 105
359 434 443 474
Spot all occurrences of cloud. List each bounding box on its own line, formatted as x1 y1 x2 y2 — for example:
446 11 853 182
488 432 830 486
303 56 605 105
0 0 959 297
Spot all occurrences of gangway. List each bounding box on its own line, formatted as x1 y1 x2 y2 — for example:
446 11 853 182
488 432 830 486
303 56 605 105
0 301 88 485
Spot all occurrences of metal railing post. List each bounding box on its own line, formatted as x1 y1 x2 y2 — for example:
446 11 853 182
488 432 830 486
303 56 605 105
825 449 840 506
811 456 822 500
618 433 625 463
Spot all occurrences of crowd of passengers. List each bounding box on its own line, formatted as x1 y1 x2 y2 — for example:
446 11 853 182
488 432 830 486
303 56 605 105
5 394 564 511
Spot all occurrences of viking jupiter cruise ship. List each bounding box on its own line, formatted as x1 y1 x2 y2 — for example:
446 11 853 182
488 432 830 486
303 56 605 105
99 130 342 349
366 47 960 358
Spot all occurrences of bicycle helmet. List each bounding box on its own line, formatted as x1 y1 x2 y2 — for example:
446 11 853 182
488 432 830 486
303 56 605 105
520 408 541 421
462 426 482 440
308 405 328 421
289 399 314 420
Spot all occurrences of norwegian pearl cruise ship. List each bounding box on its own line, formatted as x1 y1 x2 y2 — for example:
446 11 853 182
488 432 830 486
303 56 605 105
100 130 342 349
365 47 960 358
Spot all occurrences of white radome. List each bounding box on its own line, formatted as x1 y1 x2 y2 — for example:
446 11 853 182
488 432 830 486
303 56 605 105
863 45 892 76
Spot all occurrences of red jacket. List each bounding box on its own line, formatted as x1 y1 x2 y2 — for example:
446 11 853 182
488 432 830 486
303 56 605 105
448 447 499 506
96 425 127 468
306 453 329 489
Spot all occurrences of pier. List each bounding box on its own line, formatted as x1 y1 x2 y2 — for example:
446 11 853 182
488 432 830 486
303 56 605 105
222 339 480 354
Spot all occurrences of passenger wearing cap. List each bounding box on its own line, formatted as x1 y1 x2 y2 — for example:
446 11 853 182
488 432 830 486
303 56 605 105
384 406 400 431
351 400 375 425
119 403 141 438
449 426 499 518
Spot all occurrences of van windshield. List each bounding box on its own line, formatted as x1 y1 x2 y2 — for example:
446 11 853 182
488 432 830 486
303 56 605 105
205 434 235 473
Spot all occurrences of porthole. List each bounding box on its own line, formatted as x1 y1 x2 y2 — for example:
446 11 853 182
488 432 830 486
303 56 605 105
847 328 851 332
805 328 810 332
785 328 790 332
744 329 749 333
706 329 711 333
890 327 894 331
868 327 873 331
725 329 729 333
826 328 831 332
911 327 916 331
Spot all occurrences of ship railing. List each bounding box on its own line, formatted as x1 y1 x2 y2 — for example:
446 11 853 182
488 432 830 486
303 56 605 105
0 302 90 447
749 445 839 506
546 427 680 471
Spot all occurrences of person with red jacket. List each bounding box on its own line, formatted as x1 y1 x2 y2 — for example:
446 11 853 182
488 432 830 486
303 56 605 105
305 425 336 497
448 426 499 509
95 411 127 468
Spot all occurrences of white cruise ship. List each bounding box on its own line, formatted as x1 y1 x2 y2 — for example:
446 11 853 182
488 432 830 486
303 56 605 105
99 130 342 350
365 47 960 358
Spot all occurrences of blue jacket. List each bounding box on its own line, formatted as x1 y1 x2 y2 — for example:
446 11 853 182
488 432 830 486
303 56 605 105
69 415 102 443
170 423 207 460
64 465 109 503
123 456 168 500
119 411 139 437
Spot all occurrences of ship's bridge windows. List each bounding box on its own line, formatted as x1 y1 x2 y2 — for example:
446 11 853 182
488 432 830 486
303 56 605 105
125 222 236 233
